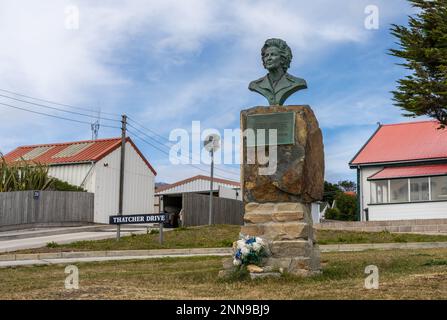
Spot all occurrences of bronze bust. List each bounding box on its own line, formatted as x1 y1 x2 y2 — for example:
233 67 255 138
249 38 307 106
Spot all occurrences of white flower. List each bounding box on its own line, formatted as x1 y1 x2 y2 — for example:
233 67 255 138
233 259 241 266
240 247 250 257
252 243 261 252
236 240 245 249
255 237 264 245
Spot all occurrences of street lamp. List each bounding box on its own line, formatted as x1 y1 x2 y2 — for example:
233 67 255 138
204 134 220 225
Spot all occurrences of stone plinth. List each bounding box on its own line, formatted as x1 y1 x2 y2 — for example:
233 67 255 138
243 202 320 276
220 105 323 278
241 105 324 203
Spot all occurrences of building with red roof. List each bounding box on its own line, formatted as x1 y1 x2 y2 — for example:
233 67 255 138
350 120 447 221
3 137 157 223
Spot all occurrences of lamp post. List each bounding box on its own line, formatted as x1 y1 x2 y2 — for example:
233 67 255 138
204 134 220 225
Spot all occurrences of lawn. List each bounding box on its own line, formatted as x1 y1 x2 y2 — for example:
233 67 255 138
5 225 447 255
0 248 445 299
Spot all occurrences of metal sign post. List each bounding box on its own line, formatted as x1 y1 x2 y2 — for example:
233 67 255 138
204 134 220 226
159 222 163 245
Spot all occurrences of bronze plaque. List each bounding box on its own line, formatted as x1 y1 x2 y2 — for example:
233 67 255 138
246 112 295 147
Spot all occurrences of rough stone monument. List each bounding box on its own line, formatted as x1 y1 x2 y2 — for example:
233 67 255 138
220 38 324 278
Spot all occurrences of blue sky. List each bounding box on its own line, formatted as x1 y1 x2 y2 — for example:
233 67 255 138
0 0 423 184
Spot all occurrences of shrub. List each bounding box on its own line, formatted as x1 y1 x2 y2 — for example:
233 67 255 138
50 178 86 192
324 207 341 220
46 241 59 248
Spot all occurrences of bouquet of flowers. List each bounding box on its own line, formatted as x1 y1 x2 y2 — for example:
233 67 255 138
233 234 268 267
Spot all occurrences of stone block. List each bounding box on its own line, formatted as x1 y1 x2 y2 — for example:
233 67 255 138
272 210 304 222
250 272 281 280
244 212 272 224
240 224 264 236
269 240 311 258
262 222 309 240
241 105 324 203
247 265 264 273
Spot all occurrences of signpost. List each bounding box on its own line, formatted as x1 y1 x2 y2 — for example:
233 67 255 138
109 213 166 244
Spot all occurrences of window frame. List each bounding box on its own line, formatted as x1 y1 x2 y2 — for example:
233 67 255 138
368 174 447 205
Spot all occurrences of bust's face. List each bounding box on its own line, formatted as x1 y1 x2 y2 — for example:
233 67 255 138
262 46 282 72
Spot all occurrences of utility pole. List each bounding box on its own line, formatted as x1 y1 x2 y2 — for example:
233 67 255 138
117 114 127 241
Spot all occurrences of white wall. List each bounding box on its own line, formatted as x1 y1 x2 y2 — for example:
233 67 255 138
48 163 95 192
157 179 239 195
368 201 447 221
359 166 383 221
93 142 155 223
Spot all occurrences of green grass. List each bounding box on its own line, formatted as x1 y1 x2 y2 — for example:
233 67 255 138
4 225 447 255
316 229 447 245
0 248 445 299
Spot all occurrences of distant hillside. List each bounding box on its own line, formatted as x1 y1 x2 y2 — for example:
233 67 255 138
155 182 169 189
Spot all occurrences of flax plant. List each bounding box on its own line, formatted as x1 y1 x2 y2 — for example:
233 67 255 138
0 153 54 192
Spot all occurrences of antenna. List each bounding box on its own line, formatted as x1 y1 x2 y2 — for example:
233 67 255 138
91 107 101 140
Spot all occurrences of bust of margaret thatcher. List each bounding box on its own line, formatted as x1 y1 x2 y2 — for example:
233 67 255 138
248 38 307 106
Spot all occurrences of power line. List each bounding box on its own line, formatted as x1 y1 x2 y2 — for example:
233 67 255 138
0 93 121 123
127 117 241 176
0 101 120 129
0 88 121 117
127 123 174 150
127 123 240 177
127 116 174 146
127 128 239 180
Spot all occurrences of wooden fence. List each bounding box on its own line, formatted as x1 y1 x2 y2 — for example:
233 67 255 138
0 191 94 230
182 193 244 226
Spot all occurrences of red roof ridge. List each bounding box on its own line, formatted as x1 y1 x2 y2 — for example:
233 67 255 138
18 137 121 149
156 174 240 193
381 120 439 127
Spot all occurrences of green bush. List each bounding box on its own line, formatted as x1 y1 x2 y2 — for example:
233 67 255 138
325 194 357 221
50 178 86 192
325 207 341 220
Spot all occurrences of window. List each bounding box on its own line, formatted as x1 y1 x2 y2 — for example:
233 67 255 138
369 175 447 204
390 179 408 203
371 180 388 204
431 176 447 201
410 177 429 201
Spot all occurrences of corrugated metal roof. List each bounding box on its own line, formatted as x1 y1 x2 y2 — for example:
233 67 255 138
368 164 447 180
350 120 447 166
3 137 157 175
155 175 240 194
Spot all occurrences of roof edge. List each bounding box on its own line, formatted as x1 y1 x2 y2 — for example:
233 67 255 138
155 174 240 193
349 157 447 169
349 124 383 166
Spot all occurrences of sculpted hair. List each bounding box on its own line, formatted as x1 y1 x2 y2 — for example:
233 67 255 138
261 38 293 72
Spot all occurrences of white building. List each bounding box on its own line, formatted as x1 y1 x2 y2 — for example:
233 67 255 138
350 120 447 221
154 175 241 213
4 137 156 223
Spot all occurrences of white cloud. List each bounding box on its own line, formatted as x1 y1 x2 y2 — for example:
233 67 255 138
0 0 412 181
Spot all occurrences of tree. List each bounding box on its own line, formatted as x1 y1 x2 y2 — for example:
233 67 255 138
337 180 357 192
323 181 342 204
389 0 447 126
